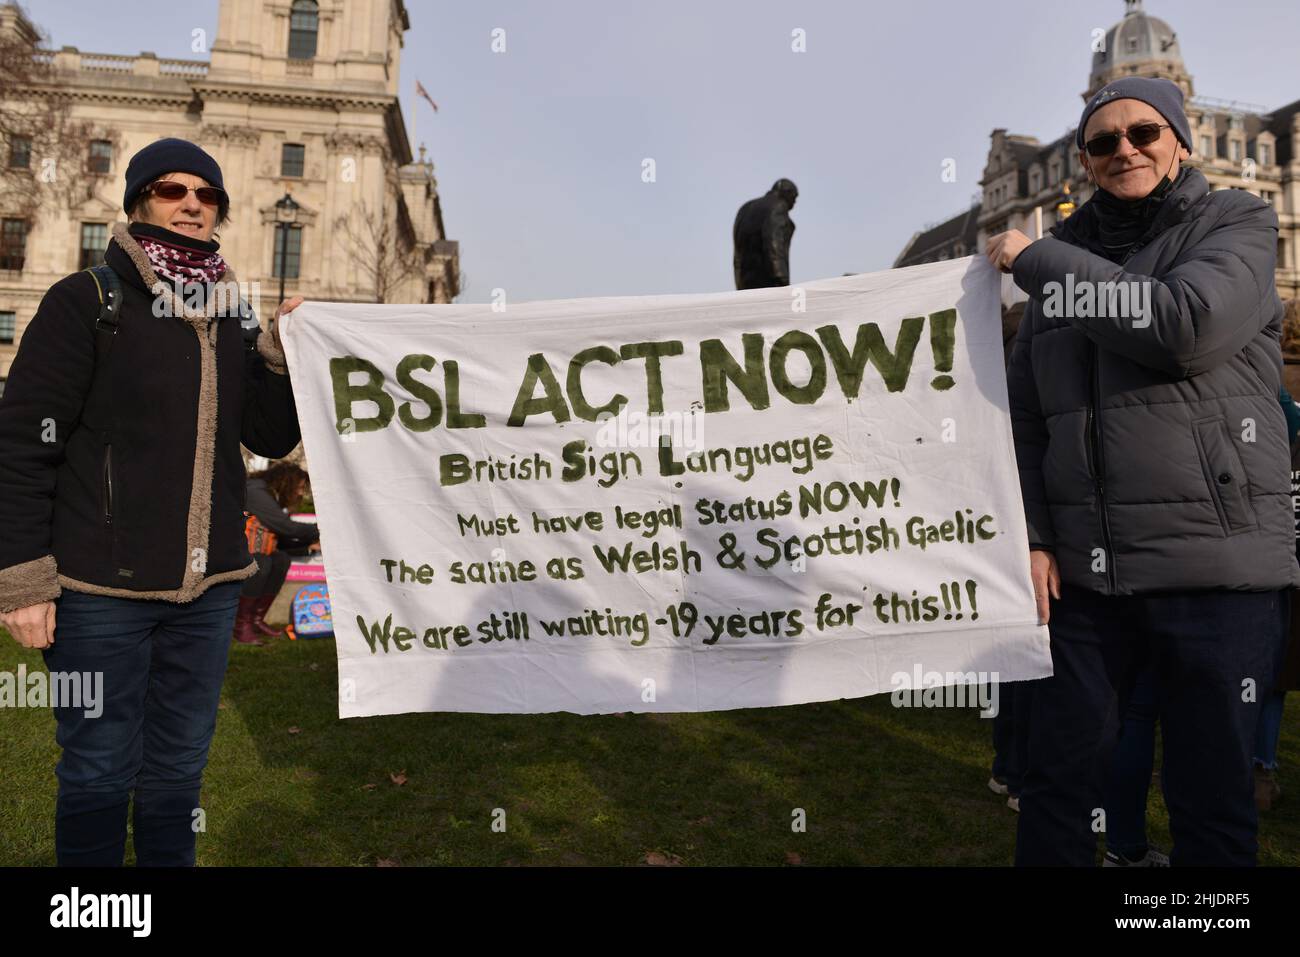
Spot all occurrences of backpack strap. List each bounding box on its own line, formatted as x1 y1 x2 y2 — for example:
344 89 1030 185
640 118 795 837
83 263 122 364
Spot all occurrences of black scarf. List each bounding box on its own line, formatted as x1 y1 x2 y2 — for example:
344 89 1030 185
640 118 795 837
126 220 221 254
1089 166 1190 262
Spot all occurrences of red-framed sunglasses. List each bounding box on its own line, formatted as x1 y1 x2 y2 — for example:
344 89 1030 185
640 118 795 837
146 180 228 206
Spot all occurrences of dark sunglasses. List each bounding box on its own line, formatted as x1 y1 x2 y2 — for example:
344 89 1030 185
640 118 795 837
147 180 228 206
1083 122 1171 157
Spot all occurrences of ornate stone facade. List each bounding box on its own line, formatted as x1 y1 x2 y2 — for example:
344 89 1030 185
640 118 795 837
0 0 460 391
895 0 1299 305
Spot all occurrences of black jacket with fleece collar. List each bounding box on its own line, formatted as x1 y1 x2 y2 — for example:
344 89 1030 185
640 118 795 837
0 222 300 612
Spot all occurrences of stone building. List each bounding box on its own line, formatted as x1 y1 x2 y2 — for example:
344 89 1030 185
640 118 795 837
895 0 1299 304
0 0 460 395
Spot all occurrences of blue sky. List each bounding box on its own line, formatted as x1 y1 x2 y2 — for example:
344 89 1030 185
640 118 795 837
23 0 1300 302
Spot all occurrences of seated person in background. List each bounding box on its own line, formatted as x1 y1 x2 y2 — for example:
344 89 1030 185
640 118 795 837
237 462 320 645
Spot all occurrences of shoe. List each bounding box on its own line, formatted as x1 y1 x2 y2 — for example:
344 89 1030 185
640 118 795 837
1255 766 1283 812
1103 845 1170 867
250 593 284 637
988 776 1010 796
233 596 266 646
1007 795 1020 813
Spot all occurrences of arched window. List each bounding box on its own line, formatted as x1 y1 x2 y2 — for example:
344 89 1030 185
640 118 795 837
288 0 319 60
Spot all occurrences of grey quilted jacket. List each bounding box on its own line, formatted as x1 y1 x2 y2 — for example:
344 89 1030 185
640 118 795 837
1007 167 1300 595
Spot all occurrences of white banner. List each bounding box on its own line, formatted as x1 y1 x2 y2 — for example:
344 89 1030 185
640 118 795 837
279 257 1051 717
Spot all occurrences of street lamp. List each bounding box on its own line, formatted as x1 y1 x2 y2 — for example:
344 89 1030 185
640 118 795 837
1056 182 1077 221
274 192 300 308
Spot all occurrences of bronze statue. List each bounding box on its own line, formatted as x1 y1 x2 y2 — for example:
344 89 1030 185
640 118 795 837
733 178 798 289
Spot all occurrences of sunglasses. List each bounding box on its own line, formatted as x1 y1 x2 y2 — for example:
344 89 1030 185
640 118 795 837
147 180 228 206
1083 122 1171 157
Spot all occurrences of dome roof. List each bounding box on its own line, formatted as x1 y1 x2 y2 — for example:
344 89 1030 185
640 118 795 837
1090 1 1184 89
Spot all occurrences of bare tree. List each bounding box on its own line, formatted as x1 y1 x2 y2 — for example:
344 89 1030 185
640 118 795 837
0 4 118 226
333 193 424 304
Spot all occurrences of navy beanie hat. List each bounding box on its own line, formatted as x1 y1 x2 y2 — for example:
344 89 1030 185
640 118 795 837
123 138 225 213
1076 77 1192 153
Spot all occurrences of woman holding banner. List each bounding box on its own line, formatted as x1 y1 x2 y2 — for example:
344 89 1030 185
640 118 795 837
987 76 1297 866
0 138 303 865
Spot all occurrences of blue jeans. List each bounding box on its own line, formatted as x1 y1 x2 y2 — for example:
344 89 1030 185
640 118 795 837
42 581 241 866
1015 585 1285 867
1254 691 1286 770
1103 664 1160 858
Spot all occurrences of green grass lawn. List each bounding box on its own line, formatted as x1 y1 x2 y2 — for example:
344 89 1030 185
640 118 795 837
2 627 1297 866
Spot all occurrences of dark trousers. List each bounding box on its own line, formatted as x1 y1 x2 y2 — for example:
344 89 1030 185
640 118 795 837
991 683 1016 782
42 581 242 866
240 550 291 598
1015 585 1286 867
991 678 1039 798
1103 663 1161 858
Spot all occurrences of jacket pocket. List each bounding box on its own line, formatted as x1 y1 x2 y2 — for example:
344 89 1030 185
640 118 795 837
1192 415 1258 534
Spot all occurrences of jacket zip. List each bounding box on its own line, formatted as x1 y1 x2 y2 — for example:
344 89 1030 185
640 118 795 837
1085 238 1151 594
1088 345 1116 592
103 444 114 526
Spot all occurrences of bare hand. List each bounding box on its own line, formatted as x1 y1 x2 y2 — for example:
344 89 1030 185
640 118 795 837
265 296 304 357
986 230 1032 274
1030 549 1061 625
1 600 56 649
273 296 304 322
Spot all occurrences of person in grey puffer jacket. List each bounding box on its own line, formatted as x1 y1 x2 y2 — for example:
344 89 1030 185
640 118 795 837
987 77 1297 867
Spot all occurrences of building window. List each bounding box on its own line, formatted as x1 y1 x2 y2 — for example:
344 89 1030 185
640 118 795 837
1230 139 1242 162
79 223 107 269
8 135 30 169
1199 134 1212 158
0 218 27 270
1030 169 1041 193
288 0 319 59
87 140 112 174
272 224 302 279
1262 191 1274 206
0 311 14 344
1259 143 1271 166
281 143 305 178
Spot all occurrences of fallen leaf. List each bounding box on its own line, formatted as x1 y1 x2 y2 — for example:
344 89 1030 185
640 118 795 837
644 851 682 866
217 701 227 710
287 726 301 735
361 783 378 791
785 851 803 866
389 770 407 786
309 663 319 672
376 858 398 867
